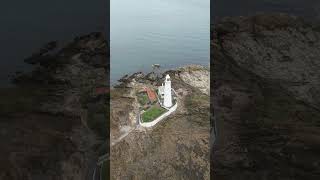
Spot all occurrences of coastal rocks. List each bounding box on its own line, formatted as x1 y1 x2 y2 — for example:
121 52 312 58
119 72 145 84
110 65 210 180
145 72 158 81
212 14 320 179
1 32 109 179
24 41 58 65
177 65 210 95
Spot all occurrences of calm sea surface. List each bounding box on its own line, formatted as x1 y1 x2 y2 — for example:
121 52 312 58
110 0 210 84
0 0 107 87
2 0 320 86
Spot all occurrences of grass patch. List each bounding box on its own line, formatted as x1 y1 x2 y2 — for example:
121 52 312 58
137 92 149 106
142 106 167 123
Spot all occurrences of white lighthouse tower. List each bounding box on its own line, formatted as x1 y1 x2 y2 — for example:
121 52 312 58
164 74 172 108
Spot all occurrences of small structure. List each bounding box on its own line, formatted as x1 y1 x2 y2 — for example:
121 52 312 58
137 88 157 107
138 74 178 128
145 87 157 103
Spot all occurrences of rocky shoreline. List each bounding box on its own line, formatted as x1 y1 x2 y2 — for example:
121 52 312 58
110 65 210 179
0 32 109 179
2 12 319 180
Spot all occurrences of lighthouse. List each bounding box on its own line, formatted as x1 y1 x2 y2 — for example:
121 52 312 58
164 74 172 108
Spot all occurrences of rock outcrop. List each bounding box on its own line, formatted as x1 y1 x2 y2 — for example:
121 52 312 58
110 65 210 180
0 32 109 179
212 14 320 180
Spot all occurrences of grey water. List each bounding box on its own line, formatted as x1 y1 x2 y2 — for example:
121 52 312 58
1 0 320 86
0 0 108 87
110 0 210 84
212 0 320 19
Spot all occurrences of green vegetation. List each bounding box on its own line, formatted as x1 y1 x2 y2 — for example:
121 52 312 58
137 92 149 106
142 106 167 123
101 161 109 180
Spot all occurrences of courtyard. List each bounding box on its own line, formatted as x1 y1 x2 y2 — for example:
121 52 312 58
141 105 167 123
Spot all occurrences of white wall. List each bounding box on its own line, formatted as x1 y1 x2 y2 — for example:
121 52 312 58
140 103 177 128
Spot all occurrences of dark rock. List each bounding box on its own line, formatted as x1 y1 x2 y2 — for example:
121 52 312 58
212 14 320 180
130 71 145 79
24 41 58 65
2 32 109 179
119 74 129 82
41 41 58 52
89 55 107 68
146 72 158 81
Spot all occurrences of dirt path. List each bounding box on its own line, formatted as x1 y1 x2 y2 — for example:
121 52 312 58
111 127 135 147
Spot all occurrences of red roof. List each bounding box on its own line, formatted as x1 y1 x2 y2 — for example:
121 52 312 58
144 88 157 102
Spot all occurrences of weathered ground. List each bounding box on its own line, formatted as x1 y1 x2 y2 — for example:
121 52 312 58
110 65 210 180
212 14 320 180
0 32 109 180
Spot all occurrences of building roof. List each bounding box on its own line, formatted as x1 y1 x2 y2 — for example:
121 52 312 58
145 88 157 102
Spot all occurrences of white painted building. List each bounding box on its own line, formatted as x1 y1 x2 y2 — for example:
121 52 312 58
158 74 173 108
164 75 172 108
140 74 178 128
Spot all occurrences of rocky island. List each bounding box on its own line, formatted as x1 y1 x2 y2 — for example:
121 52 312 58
110 65 210 179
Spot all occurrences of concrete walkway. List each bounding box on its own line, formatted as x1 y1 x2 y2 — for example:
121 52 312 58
139 103 177 128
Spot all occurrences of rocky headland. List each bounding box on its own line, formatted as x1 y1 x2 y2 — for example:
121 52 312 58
0 32 109 179
110 65 210 179
3 12 320 180
212 13 320 179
